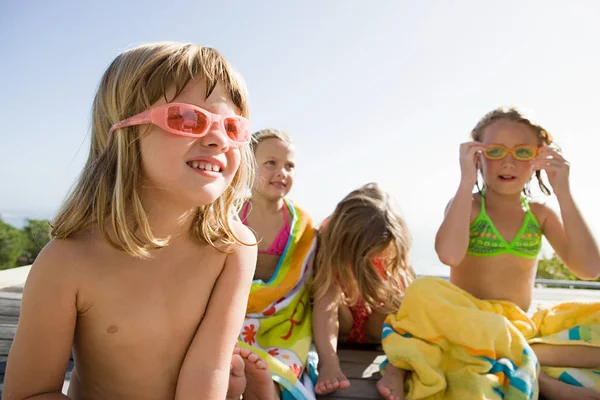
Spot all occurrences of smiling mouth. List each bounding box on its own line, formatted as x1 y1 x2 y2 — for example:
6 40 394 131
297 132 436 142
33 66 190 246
499 175 516 181
187 161 223 173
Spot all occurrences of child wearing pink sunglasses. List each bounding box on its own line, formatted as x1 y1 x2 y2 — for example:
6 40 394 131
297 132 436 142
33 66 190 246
4 42 258 400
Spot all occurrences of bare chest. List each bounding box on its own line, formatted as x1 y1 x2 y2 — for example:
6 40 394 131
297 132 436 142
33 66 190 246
75 251 225 360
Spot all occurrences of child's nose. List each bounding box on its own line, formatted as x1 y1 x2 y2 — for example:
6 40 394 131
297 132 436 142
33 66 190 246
200 121 229 151
501 154 517 166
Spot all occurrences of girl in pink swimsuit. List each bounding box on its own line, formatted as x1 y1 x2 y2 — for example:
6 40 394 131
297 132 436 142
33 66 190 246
238 128 300 399
312 183 416 396
240 200 290 258
241 129 295 279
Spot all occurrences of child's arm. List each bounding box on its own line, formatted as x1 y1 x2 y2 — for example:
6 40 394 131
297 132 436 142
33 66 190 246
312 282 341 367
2 241 77 399
435 142 485 267
533 147 600 280
175 224 257 400
539 198 600 279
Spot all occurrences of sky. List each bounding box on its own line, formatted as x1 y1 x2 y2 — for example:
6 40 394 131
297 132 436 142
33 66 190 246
1 0 600 276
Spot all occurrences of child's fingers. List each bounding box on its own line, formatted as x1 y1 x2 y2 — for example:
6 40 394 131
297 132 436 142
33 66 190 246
533 159 567 168
539 146 566 160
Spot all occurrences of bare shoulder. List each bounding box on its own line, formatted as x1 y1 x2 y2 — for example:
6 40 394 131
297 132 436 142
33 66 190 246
31 233 91 280
225 219 258 267
230 218 257 245
444 193 480 222
528 200 558 226
30 229 109 289
529 201 562 229
21 234 99 315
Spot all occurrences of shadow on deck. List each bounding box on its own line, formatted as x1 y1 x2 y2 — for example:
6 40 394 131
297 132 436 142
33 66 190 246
317 343 384 400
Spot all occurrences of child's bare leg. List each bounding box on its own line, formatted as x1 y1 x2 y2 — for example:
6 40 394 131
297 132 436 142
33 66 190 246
227 350 246 400
366 310 387 343
532 344 600 400
531 344 600 368
539 370 600 400
315 305 352 395
376 362 406 400
239 347 280 400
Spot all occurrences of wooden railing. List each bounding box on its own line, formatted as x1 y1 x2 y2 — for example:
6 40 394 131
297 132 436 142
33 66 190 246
420 275 600 290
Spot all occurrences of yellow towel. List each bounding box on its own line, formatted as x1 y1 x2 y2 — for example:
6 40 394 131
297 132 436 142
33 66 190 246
382 277 600 399
530 302 600 390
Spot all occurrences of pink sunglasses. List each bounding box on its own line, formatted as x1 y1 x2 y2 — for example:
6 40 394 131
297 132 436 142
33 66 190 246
108 103 251 146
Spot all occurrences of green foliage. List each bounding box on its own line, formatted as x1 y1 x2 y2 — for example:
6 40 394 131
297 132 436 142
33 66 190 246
20 219 52 265
0 217 52 270
0 218 27 270
537 253 600 282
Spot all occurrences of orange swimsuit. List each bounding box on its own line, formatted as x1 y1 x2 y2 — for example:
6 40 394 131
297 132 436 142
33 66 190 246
346 255 387 343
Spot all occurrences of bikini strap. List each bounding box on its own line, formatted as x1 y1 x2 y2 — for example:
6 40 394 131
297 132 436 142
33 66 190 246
281 200 289 224
480 190 486 213
521 195 531 212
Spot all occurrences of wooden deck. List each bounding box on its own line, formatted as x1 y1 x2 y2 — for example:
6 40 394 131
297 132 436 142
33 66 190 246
0 287 23 394
0 280 598 399
317 344 385 400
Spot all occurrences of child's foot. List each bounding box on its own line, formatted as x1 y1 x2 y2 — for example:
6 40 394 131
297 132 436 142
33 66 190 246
226 353 246 400
315 361 351 394
376 363 405 400
239 348 279 400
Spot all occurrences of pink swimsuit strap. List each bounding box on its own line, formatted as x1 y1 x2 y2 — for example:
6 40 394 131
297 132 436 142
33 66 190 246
241 201 291 256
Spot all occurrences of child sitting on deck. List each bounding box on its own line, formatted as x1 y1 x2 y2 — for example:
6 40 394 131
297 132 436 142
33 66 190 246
3 42 257 400
237 129 318 400
312 183 416 396
379 106 600 400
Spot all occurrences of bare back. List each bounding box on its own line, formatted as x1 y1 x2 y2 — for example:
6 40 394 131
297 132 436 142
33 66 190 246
450 194 546 312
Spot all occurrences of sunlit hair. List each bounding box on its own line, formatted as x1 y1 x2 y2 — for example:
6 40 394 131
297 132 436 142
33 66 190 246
471 106 554 196
52 42 254 257
250 128 294 153
313 183 416 314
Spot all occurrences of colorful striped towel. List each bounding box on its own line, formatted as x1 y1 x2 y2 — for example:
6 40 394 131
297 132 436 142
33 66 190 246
238 199 317 400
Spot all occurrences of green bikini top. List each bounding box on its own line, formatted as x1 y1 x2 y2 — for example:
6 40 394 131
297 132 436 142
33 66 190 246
467 193 542 259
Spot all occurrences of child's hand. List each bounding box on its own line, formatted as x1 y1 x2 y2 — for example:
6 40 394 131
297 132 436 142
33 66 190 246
459 142 486 187
532 146 571 196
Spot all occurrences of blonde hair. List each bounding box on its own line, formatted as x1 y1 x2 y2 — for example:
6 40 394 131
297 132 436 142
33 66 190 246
52 42 254 257
471 106 554 196
313 183 416 314
250 128 294 153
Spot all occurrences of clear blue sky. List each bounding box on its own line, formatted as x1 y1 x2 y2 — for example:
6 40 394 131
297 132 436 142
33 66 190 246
2 1 599 275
